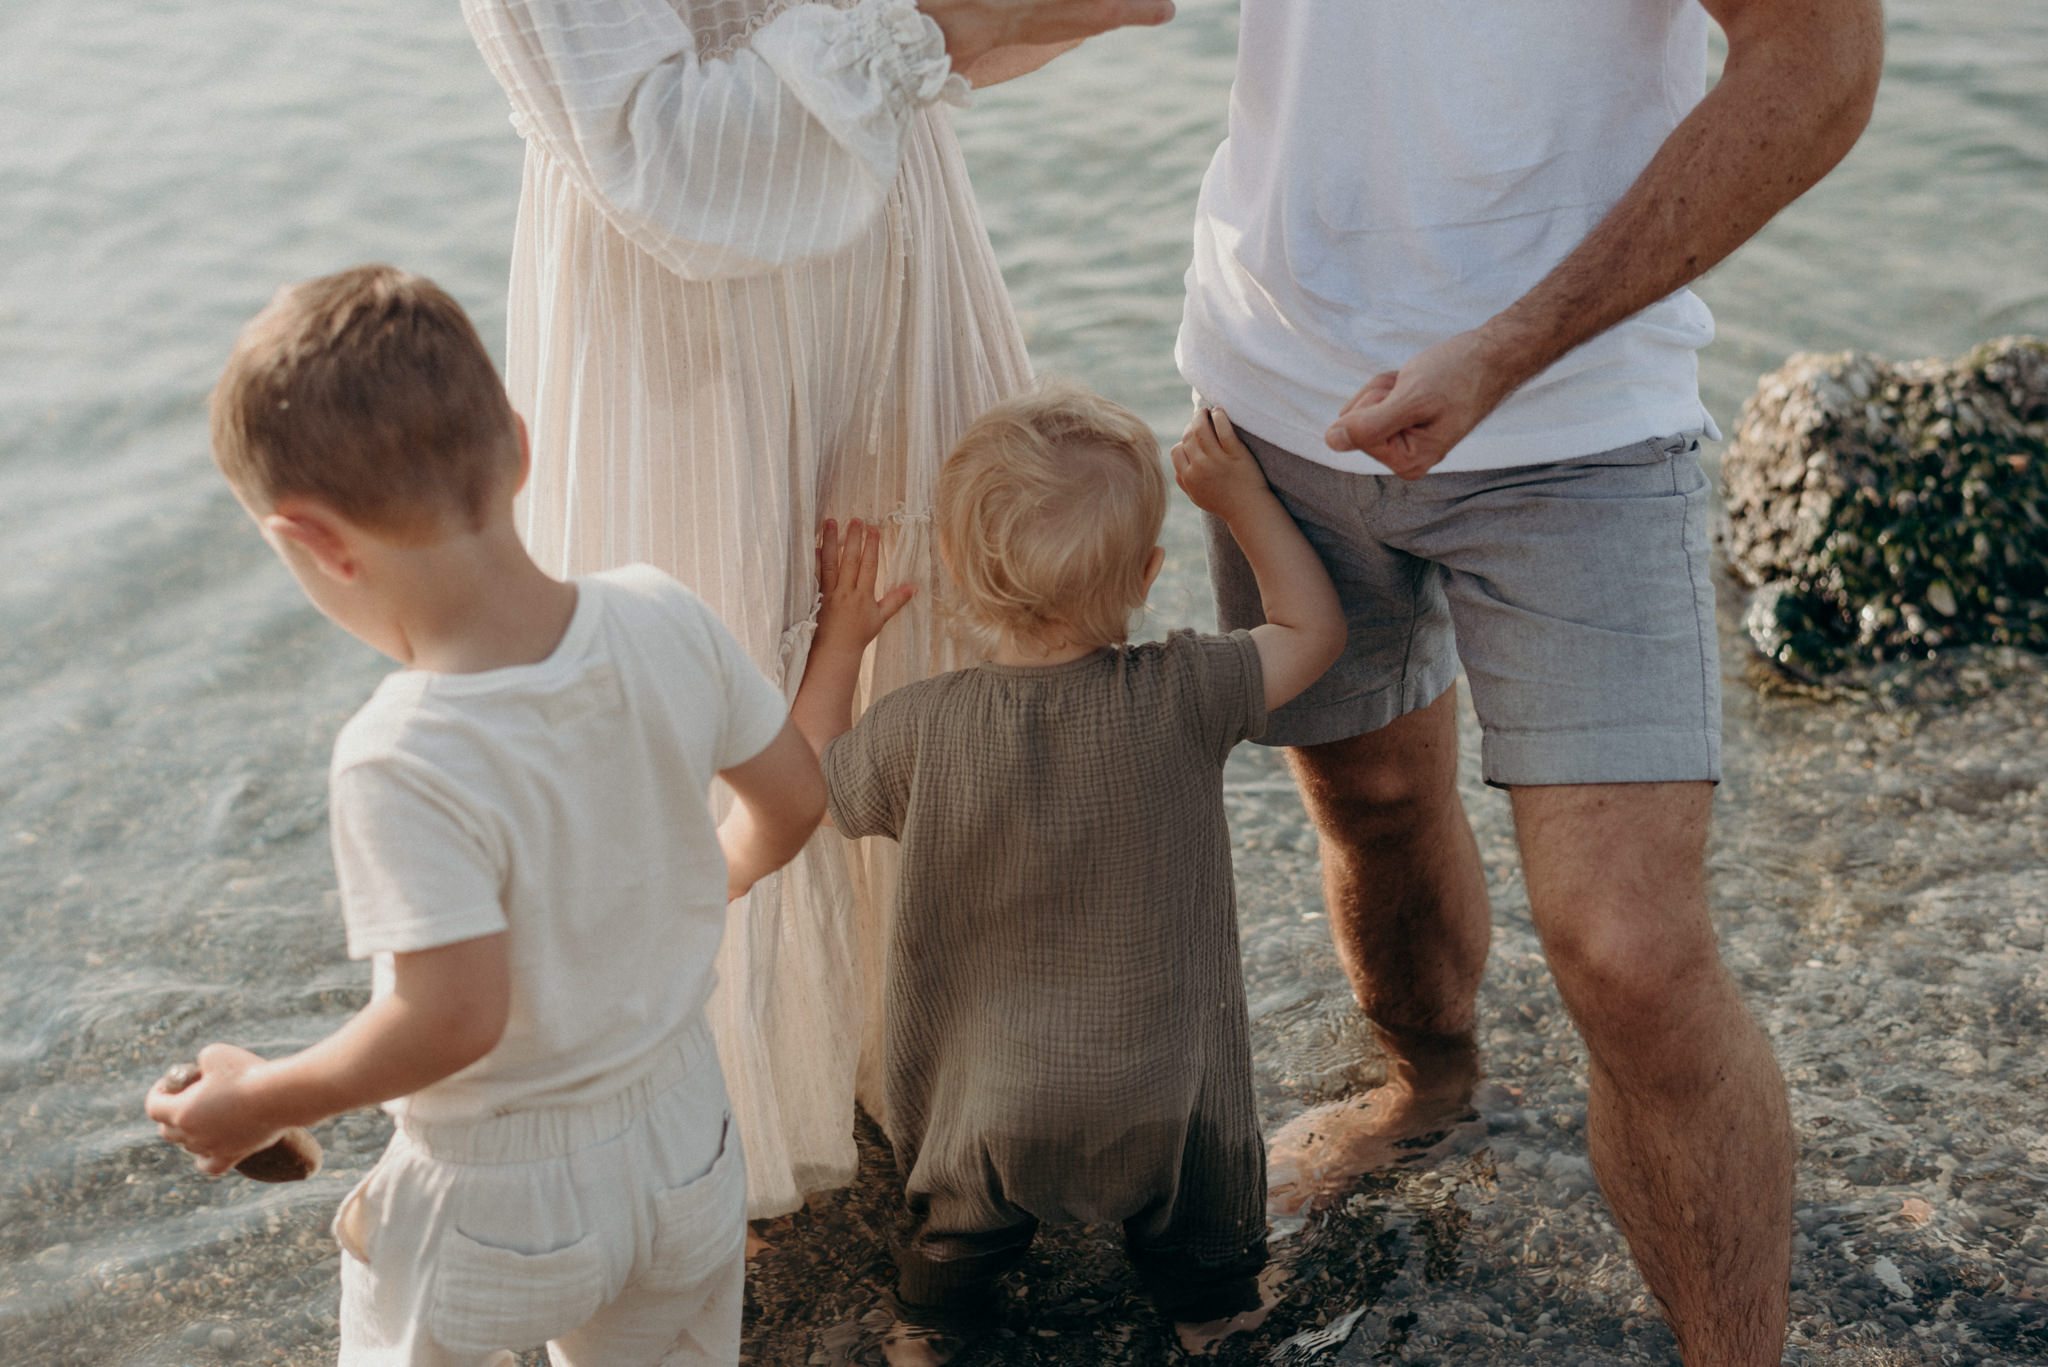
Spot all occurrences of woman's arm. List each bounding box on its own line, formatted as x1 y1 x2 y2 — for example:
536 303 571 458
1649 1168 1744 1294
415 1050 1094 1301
961 38 1082 87
462 0 1169 279
462 0 953 277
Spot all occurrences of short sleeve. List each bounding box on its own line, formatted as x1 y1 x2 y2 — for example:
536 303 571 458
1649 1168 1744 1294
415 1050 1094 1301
702 601 790 771
820 689 918 841
329 759 509 960
1170 629 1268 763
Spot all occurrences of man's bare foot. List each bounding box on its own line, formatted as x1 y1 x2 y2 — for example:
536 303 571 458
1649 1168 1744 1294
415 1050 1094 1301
879 1320 976 1367
1173 1264 1287 1355
1266 1085 1484 1216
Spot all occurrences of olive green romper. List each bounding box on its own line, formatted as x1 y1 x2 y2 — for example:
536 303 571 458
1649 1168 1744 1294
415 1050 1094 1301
821 630 1270 1324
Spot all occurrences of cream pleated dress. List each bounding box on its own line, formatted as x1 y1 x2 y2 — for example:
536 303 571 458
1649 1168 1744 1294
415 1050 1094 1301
462 0 1031 1217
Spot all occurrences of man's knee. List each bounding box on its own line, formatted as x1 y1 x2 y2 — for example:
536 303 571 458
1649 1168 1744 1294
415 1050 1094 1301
1289 694 1463 840
1539 902 1726 1046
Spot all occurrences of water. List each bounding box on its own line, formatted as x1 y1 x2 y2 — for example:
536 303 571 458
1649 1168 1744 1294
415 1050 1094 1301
2 1 2044 1363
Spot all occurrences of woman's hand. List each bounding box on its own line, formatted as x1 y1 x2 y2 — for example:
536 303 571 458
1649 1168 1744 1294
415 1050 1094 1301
920 0 1173 76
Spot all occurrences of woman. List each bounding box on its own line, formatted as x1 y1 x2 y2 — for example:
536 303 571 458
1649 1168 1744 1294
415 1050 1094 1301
460 0 1166 1216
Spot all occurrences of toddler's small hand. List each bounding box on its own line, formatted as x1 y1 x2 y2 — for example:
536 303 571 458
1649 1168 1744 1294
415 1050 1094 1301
1170 407 1270 518
815 518 916 655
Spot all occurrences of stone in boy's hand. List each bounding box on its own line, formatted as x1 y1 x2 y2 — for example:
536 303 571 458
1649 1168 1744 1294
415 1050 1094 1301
1170 406 1270 520
815 518 916 660
148 1042 319 1180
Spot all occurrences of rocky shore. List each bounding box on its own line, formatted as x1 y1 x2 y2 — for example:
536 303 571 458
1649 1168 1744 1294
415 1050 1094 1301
7 593 2044 1367
1725 338 2048 679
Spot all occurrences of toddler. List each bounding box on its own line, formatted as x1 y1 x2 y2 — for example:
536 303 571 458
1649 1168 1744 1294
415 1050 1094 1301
790 384 1345 1361
147 264 824 1366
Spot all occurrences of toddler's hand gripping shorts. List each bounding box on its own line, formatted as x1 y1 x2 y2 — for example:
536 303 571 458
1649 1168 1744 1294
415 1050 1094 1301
1204 425 1721 786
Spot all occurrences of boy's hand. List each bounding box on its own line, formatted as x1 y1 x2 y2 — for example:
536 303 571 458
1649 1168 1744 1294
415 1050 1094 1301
145 1043 283 1176
1170 407 1272 521
814 518 915 659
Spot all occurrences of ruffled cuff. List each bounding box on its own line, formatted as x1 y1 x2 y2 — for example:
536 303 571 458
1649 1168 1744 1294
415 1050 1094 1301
848 0 971 110
775 612 819 695
754 0 970 191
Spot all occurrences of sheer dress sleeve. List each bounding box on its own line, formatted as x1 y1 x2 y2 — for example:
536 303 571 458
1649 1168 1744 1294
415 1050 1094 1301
462 0 969 279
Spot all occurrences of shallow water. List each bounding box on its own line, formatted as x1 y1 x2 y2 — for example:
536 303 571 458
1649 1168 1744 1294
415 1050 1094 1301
2 0 2045 1364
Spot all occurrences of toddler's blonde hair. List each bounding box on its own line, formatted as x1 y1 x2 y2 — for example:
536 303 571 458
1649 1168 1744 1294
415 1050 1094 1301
937 383 1167 651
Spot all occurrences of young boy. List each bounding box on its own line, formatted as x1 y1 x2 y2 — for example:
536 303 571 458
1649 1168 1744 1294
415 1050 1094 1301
791 384 1345 1362
146 264 824 1366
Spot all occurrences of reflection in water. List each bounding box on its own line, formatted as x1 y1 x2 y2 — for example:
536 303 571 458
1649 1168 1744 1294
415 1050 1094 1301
2 0 2045 1362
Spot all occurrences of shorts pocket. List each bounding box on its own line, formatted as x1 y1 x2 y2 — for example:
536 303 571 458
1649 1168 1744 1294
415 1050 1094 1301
332 1154 400 1265
332 1177 375 1265
429 1226 607 1354
643 1112 745 1292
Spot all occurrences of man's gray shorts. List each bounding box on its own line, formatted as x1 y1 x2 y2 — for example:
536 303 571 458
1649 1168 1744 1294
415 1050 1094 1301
1205 427 1720 787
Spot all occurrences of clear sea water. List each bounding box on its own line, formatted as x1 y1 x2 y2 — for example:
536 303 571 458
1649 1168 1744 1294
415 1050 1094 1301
2 1 2044 1363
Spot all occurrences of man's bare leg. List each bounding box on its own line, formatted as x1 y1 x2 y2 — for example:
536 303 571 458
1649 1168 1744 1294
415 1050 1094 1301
1266 687 1494 1213
1515 781 1791 1367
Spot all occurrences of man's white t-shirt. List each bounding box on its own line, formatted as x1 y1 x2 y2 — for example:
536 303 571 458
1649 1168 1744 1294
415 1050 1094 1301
327 566 787 1125
1178 0 1723 474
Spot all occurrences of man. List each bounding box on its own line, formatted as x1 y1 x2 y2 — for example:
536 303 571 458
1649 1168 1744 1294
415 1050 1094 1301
1175 0 1882 1362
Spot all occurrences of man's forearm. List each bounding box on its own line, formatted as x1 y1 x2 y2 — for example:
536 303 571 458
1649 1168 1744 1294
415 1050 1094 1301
1479 0 1883 392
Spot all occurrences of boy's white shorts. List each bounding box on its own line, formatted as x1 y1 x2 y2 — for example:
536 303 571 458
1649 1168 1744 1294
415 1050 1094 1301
333 1019 744 1366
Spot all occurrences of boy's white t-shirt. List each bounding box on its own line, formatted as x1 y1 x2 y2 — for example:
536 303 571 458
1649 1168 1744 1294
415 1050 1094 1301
1177 0 1722 474
327 565 787 1125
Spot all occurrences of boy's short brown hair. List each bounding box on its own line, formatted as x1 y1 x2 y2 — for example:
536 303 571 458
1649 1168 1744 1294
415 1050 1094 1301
937 382 1167 651
210 265 519 540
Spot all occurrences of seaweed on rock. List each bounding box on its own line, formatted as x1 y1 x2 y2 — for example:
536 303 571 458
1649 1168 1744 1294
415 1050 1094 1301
1724 337 2048 676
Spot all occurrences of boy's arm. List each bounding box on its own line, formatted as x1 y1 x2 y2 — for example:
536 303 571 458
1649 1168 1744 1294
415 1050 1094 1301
145 933 510 1175
1171 408 1346 711
789 518 916 758
716 719 827 900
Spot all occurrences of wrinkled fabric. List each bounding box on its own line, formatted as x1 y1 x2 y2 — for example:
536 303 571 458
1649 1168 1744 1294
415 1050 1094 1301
463 0 1032 1215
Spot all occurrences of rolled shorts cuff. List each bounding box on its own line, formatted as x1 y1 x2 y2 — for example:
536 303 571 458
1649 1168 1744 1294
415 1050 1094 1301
1252 655 1460 750
1481 724 1722 788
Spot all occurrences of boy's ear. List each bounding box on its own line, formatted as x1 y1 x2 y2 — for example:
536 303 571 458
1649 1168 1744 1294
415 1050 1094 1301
512 412 532 496
262 502 359 583
1140 544 1166 595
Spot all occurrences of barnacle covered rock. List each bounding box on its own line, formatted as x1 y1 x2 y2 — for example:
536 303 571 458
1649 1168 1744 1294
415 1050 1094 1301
1724 337 2048 675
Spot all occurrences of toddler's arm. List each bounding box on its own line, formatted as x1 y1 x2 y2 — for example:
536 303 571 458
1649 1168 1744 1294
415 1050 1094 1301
1172 408 1346 710
145 933 510 1174
717 719 828 900
790 518 916 757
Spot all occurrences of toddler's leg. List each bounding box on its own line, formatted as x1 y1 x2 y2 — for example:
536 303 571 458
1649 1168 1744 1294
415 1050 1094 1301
880 1200 1037 1367
893 1217 1038 1328
1124 1096 1277 1351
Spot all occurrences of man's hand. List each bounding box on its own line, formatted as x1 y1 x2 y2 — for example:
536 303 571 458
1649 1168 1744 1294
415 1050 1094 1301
815 518 915 660
920 0 1173 76
1324 328 1522 480
145 1043 281 1176
1171 406 1270 518
1324 0 1881 482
